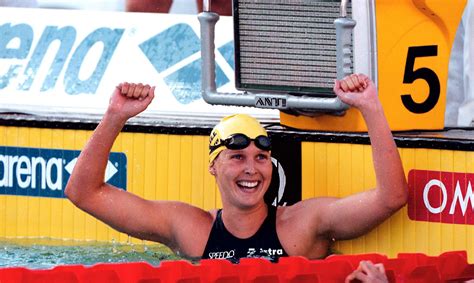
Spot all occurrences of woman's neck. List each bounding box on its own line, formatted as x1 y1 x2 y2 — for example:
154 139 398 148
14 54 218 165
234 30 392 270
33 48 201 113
221 203 268 239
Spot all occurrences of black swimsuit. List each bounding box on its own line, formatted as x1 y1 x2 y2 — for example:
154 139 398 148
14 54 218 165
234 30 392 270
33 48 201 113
201 206 288 263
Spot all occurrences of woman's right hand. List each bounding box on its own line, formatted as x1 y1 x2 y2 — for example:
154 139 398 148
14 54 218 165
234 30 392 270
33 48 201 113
108 82 155 121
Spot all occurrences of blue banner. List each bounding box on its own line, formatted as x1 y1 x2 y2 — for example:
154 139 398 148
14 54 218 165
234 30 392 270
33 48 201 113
0 146 126 198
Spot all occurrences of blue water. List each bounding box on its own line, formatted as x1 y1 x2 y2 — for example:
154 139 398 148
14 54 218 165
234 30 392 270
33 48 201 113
0 238 182 269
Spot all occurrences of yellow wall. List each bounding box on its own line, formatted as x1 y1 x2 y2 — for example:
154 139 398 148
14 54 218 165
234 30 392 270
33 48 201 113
302 141 474 260
1 125 473 260
0 126 220 244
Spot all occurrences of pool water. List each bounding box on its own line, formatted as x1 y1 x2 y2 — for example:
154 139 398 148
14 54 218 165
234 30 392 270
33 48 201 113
0 238 182 269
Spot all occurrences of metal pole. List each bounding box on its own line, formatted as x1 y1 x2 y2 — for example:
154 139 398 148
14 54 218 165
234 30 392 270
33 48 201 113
203 0 211 12
340 0 348 17
198 11 219 94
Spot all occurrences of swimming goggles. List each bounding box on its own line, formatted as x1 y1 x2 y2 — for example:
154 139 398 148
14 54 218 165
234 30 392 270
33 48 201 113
210 133 272 153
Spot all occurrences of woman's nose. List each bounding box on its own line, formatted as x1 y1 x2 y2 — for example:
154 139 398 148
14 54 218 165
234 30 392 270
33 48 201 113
244 160 256 175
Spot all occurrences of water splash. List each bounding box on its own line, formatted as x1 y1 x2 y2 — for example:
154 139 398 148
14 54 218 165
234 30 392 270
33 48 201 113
0 238 182 269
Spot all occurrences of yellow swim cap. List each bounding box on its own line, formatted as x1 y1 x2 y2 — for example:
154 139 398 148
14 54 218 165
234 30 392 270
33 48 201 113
209 114 268 163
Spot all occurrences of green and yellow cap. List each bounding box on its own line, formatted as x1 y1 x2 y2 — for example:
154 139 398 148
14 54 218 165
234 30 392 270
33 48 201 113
209 114 268 163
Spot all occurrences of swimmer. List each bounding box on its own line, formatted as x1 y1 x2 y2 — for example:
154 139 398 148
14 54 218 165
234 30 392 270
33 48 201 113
65 74 408 263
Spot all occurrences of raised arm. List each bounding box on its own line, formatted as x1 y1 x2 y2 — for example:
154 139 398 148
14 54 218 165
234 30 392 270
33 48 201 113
64 83 212 256
316 74 408 240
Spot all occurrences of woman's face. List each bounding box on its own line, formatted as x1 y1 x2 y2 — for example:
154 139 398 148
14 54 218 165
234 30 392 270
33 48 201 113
210 142 273 210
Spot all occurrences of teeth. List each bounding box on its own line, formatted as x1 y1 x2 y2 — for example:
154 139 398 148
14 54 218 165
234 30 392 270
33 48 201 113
238 181 258 188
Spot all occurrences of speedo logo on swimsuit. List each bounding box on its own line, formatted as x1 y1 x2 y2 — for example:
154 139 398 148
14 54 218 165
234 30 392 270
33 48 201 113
208 249 235 259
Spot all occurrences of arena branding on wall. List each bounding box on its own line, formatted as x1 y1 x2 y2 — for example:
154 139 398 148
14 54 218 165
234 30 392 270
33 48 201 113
0 7 278 122
0 146 126 198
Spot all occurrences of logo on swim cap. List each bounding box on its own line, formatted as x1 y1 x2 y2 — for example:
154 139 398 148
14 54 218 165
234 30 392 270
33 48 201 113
209 114 267 163
209 130 220 149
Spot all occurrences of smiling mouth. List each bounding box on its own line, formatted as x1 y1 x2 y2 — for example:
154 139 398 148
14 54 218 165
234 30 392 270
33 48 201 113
237 180 259 191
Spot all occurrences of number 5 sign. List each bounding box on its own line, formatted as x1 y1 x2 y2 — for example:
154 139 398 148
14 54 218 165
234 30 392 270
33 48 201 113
377 0 467 131
401 45 441 115
280 0 467 132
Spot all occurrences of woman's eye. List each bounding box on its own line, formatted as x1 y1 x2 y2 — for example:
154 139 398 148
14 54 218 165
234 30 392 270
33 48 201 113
257 154 269 160
231 154 243 160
